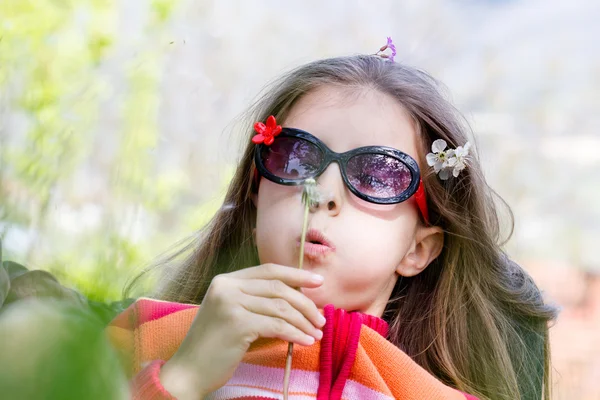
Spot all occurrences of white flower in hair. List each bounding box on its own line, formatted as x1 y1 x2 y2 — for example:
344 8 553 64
426 139 454 171
448 142 471 178
426 139 471 180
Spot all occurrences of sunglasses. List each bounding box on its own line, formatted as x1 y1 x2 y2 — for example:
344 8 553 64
253 128 430 221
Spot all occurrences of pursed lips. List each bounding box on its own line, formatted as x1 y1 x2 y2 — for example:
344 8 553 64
296 228 335 260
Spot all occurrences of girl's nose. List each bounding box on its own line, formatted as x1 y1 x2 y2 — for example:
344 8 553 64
310 162 343 215
309 198 337 212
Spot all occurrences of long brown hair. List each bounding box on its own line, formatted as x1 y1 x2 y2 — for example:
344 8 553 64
127 55 558 400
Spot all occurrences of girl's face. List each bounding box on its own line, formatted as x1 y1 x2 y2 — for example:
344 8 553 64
252 85 440 317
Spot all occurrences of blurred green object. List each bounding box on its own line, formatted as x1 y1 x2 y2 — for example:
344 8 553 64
0 238 135 398
0 259 135 325
0 265 8 308
0 299 129 399
1 233 134 325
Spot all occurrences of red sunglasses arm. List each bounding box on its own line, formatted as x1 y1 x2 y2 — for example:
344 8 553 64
414 179 430 225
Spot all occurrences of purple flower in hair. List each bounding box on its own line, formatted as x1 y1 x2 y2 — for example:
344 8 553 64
386 37 397 62
376 36 397 62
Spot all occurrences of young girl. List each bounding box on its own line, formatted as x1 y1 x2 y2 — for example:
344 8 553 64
108 41 557 400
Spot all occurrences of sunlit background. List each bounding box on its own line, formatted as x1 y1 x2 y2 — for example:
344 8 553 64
1 0 599 398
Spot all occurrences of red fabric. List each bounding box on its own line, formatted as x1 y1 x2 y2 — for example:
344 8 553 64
317 305 334 399
361 312 389 337
317 305 370 400
332 310 362 400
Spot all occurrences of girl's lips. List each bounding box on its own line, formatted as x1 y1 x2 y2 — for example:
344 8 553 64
296 229 336 260
296 240 335 259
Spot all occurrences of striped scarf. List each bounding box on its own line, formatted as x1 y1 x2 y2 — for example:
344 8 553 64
107 298 477 400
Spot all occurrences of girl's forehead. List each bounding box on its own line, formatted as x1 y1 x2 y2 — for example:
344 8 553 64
283 86 419 158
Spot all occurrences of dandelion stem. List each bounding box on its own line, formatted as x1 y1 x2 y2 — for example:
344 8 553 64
283 179 316 400
283 342 294 400
298 201 310 271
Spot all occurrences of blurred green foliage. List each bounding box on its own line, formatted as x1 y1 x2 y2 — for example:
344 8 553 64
0 0 231 303
0 298 129 399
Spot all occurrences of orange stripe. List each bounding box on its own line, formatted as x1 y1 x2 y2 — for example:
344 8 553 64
106 325 136 376
106 325 133 350
348 344 393 396
357 327 465 400
134 308 197 372
243 338 321 371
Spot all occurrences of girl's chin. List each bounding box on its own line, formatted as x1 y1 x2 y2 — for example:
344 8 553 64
300 287 355 312
300 286 330 310
300 288 377 316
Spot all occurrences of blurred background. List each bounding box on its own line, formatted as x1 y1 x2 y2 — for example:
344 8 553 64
1 0 599 398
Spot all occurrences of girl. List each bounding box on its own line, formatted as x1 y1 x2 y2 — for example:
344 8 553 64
108 42 557 400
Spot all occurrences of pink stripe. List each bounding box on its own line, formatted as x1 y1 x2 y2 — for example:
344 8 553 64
206 386 315 400
341 379 395 400
111 298 197 329
136 298 197 325
227 397 278 400
217 362 319 394
461 392 480 400
207 376 395 400
228 398 276 400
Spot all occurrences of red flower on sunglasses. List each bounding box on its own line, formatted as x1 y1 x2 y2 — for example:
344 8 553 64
252 115 282 146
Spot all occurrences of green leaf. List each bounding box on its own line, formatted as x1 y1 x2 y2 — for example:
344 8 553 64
0 266 9 308
0 299 129 399
5 269 87 308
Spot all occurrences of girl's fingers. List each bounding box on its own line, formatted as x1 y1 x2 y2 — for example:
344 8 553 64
247 311 316 347
229 264 324 289
240 293 323 341
240 279 326 330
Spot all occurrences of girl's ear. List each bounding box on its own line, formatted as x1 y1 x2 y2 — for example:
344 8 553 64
396 225 444 277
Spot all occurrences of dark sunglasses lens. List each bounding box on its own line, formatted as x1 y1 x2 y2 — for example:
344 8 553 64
260 136 323 180
347 154 412 199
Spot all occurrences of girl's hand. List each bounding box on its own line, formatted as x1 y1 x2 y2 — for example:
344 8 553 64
159 263 326 400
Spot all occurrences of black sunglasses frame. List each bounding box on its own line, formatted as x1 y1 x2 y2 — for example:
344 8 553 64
253 128 422 205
